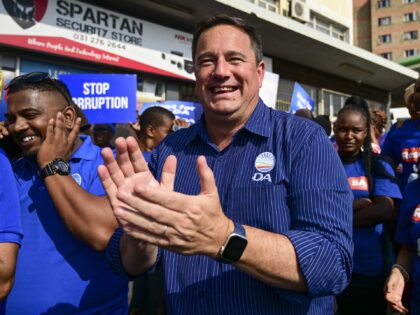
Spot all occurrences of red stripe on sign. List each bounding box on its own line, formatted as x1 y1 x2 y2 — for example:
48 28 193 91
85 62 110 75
348 176 369 191
0 35 193 80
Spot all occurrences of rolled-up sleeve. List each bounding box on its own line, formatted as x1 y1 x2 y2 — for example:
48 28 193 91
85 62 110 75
282 129 353 298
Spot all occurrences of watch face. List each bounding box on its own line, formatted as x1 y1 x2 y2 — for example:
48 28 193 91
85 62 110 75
222 234 248 262
55 159 70 175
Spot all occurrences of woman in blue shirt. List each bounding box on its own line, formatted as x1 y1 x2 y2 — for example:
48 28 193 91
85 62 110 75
334 96 402 315
385 162 420 314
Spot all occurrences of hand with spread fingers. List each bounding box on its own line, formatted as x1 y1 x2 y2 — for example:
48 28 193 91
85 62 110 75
118 155 231 258
37 111 81 167
98 136 161 228
99 136 231 258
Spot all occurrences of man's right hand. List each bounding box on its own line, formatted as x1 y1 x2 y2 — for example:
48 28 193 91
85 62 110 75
98 136 176 274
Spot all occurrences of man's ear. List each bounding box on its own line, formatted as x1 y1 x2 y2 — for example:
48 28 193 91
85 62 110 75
62 106 77 129
145 125 155 138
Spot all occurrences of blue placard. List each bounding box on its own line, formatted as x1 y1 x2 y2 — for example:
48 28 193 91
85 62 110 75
59 74 137 124
141 101 203 125
289 82 315 114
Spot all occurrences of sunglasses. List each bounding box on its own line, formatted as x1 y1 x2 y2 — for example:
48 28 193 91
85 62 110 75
5 72 72 106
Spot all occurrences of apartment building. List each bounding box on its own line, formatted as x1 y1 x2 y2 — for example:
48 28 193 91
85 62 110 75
354 0 420 70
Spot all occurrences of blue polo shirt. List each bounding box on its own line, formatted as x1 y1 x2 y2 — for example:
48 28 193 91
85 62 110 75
0 148 23 315
382 119 420 187
343 158 401 276
395 179 420 314
145 100 353 315
6 136 128 315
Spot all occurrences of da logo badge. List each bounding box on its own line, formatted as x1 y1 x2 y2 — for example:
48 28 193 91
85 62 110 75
255 152 275 173
3 0 48 29
253 152 275 182
72 173 82 186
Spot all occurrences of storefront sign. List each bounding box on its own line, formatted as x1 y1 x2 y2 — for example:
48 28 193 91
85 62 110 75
59 74 137 124
0 0 194 80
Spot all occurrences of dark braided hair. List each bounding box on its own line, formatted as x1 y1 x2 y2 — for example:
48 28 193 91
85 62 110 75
338 96 398 195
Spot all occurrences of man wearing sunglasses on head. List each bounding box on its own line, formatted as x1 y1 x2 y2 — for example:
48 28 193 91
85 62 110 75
3 72 128 315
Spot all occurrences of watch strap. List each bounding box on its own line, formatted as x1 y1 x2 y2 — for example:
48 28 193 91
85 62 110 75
219 221 247 263
40 158 70 179
232 222 246 237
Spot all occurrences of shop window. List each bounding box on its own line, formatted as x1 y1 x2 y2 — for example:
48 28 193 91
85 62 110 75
0 54 16 71
403 0 416 4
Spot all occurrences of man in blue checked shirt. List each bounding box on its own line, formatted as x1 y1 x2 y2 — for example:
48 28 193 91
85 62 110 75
101 14 353 315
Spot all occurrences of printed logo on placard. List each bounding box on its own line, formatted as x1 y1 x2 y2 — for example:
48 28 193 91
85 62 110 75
348 176 368 191
72 173 82 186
3 0 48 29
412 205 420 222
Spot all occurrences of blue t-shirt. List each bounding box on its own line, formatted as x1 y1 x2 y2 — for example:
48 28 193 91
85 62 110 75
0 148 23 315
343 158 401 276
381 119 420 188
145 100 353 315
395 179 420 314
400 137 420 185
6 136 128 315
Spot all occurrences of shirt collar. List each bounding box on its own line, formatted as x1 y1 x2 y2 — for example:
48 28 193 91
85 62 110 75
185 98 272 146
242 98 272 138
71 135 98 161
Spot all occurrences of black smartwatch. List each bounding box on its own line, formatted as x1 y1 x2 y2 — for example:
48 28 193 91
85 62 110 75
40 158 71 179
219 222 248 263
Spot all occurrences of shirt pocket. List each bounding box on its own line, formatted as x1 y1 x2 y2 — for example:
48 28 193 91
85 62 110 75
224 183 290 233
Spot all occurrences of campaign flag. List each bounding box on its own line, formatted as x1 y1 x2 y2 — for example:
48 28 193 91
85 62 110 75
141 101 203 125
59 74 137 124
289 82 315 114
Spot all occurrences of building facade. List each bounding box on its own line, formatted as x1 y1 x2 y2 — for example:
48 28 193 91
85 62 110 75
354 0 420 70
0 0 416 125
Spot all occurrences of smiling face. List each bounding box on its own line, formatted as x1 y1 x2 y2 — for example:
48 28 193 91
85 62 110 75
194 24 264 124
5 89 67 157
334 110 367 158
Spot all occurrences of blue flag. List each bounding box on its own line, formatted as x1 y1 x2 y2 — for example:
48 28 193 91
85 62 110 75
290 82 315 114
